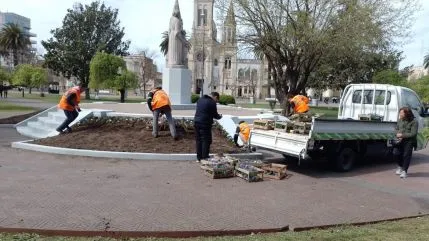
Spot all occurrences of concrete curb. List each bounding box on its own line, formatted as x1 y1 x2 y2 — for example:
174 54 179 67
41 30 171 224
11 141 263 161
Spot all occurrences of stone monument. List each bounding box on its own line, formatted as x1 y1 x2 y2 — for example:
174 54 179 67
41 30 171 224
162 0 193 108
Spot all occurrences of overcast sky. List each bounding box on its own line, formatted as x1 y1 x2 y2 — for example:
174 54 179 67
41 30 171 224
1 0 428 70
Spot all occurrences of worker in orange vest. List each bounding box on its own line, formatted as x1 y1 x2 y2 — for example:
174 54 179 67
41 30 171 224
289 94 310 114
56 85 85 134
234 121 251 147
147 87 178 140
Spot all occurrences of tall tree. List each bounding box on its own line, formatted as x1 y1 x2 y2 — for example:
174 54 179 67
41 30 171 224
134 48 159 99
215 0 417 115
89 51 138 102
11 64 33 97
42 1 130 99
0 23 31 66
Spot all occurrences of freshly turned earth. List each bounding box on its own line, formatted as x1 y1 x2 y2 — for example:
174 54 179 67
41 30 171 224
32 117 243 154
0 110 44 124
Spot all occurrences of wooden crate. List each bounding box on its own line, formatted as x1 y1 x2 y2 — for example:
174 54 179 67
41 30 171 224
201 163 235 179
253 119 274 130
235 164 264 182
261 163 287 180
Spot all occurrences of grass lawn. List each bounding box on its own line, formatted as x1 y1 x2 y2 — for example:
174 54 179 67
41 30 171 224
7 92 146 104
0 216 427 241
0 102 36 111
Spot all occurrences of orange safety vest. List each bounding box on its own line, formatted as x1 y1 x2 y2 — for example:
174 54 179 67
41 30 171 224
239 122 251 142
58 87 81 111
291 95 309 113
151 89 171 110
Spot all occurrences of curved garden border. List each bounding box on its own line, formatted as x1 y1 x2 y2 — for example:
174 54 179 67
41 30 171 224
11 140 263 161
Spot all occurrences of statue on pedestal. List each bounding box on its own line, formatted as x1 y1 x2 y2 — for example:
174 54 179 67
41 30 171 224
168 0 187 68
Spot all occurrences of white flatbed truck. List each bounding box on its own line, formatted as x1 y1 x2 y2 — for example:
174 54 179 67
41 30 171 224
250 84 429 171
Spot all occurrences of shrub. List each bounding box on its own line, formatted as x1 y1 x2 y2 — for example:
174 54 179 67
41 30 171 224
191 94 200 103
219 95 235 105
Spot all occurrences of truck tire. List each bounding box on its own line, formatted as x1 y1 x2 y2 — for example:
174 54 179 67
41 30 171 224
335 147 357 172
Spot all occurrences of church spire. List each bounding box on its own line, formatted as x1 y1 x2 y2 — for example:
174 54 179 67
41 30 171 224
224 0 236 26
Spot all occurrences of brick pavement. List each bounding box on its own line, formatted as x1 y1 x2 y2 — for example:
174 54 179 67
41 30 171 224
1 127 428 232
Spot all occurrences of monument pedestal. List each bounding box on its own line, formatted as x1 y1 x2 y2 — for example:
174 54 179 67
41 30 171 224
162 68 195 110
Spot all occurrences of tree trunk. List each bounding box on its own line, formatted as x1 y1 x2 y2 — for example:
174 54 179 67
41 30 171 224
29 87 32 94
21 89 24 98
13 50 18 66
143 81 146 99
120 89 125 103
85 89 90 100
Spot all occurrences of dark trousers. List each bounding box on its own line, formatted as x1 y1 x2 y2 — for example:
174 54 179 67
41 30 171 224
195 124 212 161
57 110 79 132
393 139 414 172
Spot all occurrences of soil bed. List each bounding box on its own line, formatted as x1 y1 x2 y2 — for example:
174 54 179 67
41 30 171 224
33 117 244 154
0 110 44 124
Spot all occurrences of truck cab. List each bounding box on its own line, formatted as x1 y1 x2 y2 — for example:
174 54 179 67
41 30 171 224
338 84 429 127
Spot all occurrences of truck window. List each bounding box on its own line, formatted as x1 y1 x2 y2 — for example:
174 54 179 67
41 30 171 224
403 90 422 110
374 90 391 105
352 90 362 103
363 90 373 104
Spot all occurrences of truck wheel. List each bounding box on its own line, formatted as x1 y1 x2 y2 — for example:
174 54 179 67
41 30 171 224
335 147 356 172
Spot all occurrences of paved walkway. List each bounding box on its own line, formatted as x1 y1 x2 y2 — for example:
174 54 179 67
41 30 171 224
1 127 428 232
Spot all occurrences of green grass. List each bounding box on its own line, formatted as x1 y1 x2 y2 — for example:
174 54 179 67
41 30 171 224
0 216 428 241
7 92 146 104
0 102 36 111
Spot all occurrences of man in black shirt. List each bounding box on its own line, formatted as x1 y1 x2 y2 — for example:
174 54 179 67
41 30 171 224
194 92 222 162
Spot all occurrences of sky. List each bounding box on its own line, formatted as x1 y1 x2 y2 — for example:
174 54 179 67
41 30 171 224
1 0 428 70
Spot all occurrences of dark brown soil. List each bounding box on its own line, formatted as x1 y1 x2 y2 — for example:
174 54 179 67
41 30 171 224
33 117 243 154
0 110 44 124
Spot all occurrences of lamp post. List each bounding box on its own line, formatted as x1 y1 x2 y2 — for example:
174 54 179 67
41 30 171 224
200 10 205 98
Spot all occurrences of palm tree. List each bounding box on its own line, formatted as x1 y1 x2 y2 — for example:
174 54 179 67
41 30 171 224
424 53 429 69
0 23 31 66
159 30 191 56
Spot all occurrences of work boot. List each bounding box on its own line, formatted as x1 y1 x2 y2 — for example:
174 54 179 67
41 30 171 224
400 171 407 179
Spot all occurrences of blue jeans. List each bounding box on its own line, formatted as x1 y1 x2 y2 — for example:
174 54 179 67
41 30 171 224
152 106 177 138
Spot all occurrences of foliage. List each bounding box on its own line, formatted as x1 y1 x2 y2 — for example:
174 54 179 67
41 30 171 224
11 64 34 87
0 67 11 82
159 30 191 56
41 1 130 99
31 67 49 88
372 69 407 86
191 94 200 103
89 52 125 89
405 76 429 103
219 95 235 105
10 64 48 97
112 69 139 90
215 0 417 115
423 127 429 140
0 23 31 66
424 53 429 69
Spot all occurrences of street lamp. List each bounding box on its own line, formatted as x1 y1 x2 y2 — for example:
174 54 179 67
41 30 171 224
200 10 205 98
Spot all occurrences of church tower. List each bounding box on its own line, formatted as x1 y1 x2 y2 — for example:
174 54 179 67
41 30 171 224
188 0 218 95
220 0 238 95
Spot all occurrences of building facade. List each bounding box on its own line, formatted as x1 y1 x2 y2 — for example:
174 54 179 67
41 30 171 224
188 0 272 99
124 54 161 96
0 11 37 69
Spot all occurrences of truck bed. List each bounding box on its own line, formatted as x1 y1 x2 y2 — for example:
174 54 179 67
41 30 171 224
250 118 398 158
